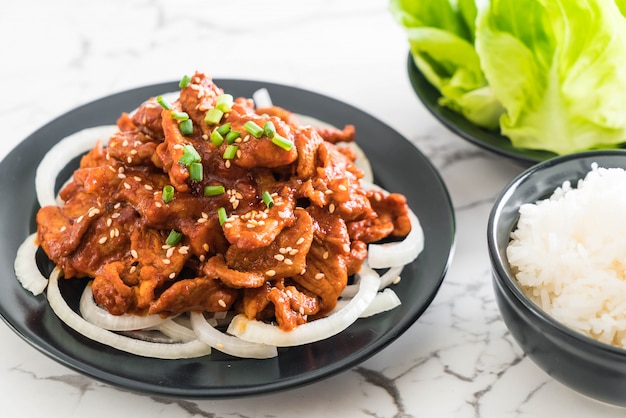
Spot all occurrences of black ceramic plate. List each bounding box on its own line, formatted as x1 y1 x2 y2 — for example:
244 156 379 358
406 54 557 165
0 79 455 398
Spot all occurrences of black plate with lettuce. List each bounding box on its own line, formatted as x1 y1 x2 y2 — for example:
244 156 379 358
394 0 626 165
406 56 556 165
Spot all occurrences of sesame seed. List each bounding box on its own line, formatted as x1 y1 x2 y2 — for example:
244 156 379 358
127 157 133 164
338 184 348 191
289 249 299 256
60 226 67 232
197 217 207 224
202 212 208 219
224 223 233 228
178 246 189 255
329 203 335 213
299 307 305 315
106 218 112 227
225 160 231 168
315 273 325 280
117 173 126 179
111 213 121 219
218 299 227 308
323 251 329 259
166 247 175 258
155 201 162 208
284 258 293 265
133 176 141 181
131 250 138 259
162 259 171 265
122 139 129 147
130 149 138 155
202 134 209 140
123 182 131 190
296 237 305 245
265 269 276 277
76 215 84 224
393 276 401 285
274 254 285 261
199 255 206 262
98 237 107 244
114 203 121 209
169 272 176 279
343 244 351 253
109 229 115 238
279 248 287 254
202 243 209 252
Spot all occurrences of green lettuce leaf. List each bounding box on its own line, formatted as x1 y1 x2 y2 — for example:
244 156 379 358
475 0 626 154
390 0 503 129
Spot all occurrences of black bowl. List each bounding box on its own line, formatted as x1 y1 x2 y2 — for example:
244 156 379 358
487 149 626 406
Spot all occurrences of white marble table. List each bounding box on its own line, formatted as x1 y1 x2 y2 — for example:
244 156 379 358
1 1 625 417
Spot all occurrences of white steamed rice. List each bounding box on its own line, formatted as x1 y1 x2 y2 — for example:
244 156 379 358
507 163 626 348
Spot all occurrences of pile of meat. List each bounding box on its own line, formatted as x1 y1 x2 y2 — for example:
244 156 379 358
36 72 411 331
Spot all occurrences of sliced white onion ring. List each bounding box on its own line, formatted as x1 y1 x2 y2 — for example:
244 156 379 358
47 268 211 359
190 312 277 359
359 288 401 317
367 209 423 269
36 125 117 208
15 233 48 296
79 282 168 331
152 318 197 343
341 265 403 298
227 264 380 347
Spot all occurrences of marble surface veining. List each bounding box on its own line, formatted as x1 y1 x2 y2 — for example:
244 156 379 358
1 1 626 417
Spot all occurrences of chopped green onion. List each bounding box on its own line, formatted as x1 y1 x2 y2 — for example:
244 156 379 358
171 111 189 121
179 144 201 166
156 95 172 110
179 74 191 88
189 162 203 181
262 191 274 208
204 108 224 125
225 130 240 144
263 121 276 138
223 144 238 160
162 185 175 203
217 207 227 226
271 134 294 151
210 129 224 147
216 94 234 112
243 120 264 138
216 123 231 136
204 185 225 196
179 118 194 136
166 229 183 246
